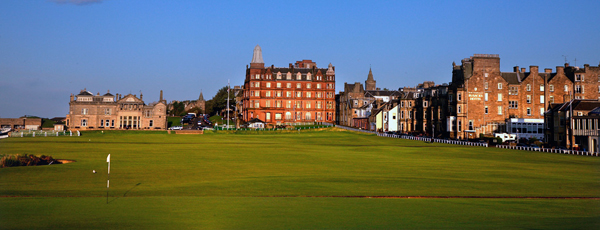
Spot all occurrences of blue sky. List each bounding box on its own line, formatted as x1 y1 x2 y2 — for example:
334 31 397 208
1 0 599 118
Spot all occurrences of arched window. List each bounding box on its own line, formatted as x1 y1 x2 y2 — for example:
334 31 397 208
296 72 302 80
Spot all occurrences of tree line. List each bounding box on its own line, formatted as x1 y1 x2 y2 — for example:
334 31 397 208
168 86 235 117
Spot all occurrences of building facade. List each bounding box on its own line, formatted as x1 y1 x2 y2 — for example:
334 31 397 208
66 89 167 130
444 55 600 139
0 117 42 130
545 99 600 150
241 45 336 125
336 69 400 128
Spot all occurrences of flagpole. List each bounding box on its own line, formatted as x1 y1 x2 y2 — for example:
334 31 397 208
107 154 110 204
227 79 230 129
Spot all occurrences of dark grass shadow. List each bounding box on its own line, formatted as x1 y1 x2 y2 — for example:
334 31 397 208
107 183 141 204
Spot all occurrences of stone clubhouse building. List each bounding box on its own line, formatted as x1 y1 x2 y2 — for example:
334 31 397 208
66 89 168 130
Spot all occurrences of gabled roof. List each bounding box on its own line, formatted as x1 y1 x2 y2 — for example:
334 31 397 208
365 90 400 97
77 90 93 96
117 94 144 104
103 92 114 97
247 118 265 124
501 72 522 84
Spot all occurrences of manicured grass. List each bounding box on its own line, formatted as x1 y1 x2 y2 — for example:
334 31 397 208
2 197 599 229
1 129 599 229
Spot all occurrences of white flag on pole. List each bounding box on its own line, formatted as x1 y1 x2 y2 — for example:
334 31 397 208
107 154 110 163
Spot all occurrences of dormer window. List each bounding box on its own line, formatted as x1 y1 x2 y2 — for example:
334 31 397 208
307 73 312 80
277 72 282 80
286 72 291 80
296 72 301 80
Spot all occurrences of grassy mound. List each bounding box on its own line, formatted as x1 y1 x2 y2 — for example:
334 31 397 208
1 154 60 168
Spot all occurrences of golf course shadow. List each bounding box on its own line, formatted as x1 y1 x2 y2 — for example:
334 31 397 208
108 183 141 204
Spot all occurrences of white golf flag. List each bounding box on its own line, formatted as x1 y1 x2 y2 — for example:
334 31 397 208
107 154 110 163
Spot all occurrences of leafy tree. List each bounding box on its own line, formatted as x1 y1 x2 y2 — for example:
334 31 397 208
169 101 186 116
205 100 214 116
208 86 235 116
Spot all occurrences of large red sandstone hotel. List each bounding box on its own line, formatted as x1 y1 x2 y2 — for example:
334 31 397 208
242 45 336 125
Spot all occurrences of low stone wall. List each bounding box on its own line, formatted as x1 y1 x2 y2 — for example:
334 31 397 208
172 130 204 135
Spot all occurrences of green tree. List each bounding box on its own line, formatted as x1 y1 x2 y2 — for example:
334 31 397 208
169 101 186 116
208 86 235 116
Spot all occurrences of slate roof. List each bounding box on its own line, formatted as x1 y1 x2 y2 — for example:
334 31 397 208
270 67 327 74
589 107 600 115
399 91 417 100
556 100 600 112
77 90 93 96
502 72 556 84
501 72 522 84
247 118 265 124
365 90 400 97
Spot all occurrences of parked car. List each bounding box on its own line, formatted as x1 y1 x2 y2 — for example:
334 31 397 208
516 143 529 147
529 144 540 149
169 126 183 130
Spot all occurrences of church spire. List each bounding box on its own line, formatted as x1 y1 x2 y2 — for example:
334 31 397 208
367 67 374 81
198 90 205 101
365 68 376 91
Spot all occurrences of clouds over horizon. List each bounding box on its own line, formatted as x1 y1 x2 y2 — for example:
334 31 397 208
51 0 103 6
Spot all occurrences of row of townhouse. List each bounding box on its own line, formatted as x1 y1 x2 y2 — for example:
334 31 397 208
340 54 600 150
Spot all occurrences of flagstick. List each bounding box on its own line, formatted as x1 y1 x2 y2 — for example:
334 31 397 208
107 162 109 204
107 154 110 204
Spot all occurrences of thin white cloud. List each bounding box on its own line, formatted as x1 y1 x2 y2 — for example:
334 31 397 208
51 0 103 6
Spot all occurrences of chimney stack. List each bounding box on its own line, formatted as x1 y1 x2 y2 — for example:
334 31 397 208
521 68 526 73
513 66 519 72
160 90 164 101
530 66 538 73
544 68 552 73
